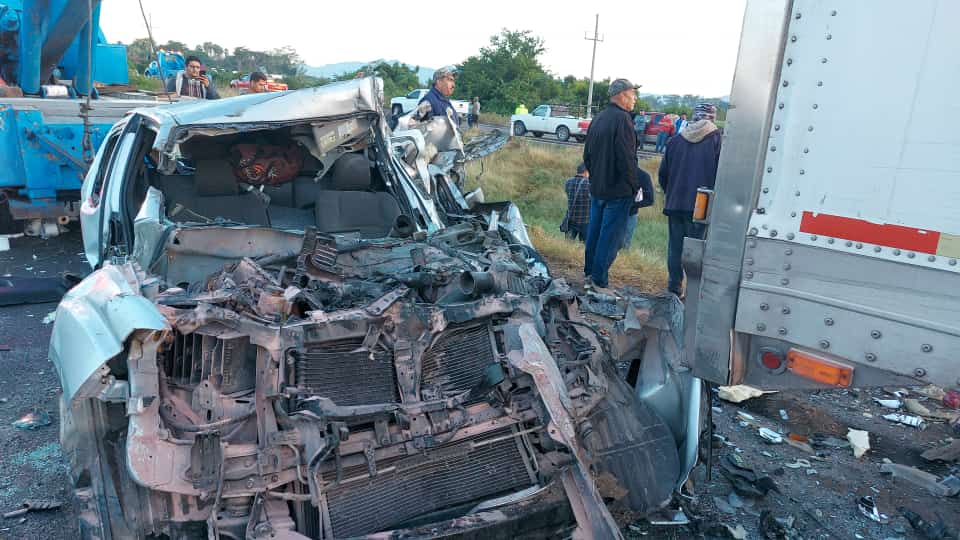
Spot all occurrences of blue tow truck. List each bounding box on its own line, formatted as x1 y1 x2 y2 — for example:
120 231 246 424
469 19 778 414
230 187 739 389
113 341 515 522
0 0 159 237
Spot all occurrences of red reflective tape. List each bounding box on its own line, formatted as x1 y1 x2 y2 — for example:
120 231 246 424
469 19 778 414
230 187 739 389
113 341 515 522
799 211 941 254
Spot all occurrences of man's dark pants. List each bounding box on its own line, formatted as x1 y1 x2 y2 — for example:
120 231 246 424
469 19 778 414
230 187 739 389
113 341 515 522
667 214 705 295
566 223 587 242
584 196 632 288
656 131 668 153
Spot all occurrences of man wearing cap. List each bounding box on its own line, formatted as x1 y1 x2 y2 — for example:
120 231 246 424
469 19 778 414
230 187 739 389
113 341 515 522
582 78 641 291
415 66 459 126
658 102 722 298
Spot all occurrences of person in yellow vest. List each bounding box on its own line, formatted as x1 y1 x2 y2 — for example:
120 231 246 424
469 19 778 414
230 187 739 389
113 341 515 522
515 103 528 115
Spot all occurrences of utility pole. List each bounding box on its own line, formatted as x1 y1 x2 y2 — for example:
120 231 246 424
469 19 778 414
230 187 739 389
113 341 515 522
138 0 157 55
584 14 603 119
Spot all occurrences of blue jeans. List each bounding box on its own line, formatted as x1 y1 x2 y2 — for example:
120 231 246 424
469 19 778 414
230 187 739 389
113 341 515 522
584 196 632 288
667 214 706 294
622 212 638 249
656 131 669 153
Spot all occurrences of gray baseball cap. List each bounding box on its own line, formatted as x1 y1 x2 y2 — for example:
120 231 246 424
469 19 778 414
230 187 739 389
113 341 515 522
433 66 458 83
608 78 642 97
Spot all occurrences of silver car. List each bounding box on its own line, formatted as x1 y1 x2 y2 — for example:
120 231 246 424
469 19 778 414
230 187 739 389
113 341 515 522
50 78 700 539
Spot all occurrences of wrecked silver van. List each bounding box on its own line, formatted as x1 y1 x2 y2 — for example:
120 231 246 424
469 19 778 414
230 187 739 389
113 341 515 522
50 78 701 539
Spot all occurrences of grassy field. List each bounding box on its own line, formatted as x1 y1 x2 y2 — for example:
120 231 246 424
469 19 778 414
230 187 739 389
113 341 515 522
464 137 669 291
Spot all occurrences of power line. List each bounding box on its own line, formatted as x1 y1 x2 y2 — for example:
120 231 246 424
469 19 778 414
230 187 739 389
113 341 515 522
584 14 603 119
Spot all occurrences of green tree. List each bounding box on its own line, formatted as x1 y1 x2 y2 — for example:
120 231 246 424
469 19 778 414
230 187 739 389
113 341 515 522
455 29 553 114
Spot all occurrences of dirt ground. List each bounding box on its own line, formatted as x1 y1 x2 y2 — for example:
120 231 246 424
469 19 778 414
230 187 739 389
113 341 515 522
1 231 958 539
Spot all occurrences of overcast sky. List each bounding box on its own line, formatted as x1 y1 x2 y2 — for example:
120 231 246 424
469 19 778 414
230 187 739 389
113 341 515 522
101 0 747 97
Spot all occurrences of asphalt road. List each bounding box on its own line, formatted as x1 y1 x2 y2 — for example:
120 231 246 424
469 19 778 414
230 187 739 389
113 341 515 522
0 229 86 540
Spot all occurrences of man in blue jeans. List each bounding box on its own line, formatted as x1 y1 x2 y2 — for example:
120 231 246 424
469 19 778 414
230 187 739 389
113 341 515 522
658 102 722 297
582 78 642 291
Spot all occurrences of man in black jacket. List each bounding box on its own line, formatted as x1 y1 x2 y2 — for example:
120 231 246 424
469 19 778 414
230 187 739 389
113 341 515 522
582 78 641 290
658 102 722 297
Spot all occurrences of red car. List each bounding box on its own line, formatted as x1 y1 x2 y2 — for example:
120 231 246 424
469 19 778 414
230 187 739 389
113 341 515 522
229 74 289 93
636 112 675 148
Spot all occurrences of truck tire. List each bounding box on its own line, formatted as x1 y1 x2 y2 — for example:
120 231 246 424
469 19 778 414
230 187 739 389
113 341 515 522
556 126 570 142
513 121 527 136
392 104 403 117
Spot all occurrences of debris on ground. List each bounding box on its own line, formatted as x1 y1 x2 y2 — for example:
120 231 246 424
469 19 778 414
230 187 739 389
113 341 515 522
783 433 816 454
783 459 812 469
2 500 62 519
41 311 56 325
704 522 749 539
883 413 927 430
875 398 903 409
758 427 784 444
847 428 871 458
922 440 960 462
779 409 789 421
917 385 947 401
718 385 776 403
899 507 959 540
719 454 780 498
904 398 932 416
857 495 889 523
759 510 801 539
945 390 960 410
11 409 52 430
880 463 960 497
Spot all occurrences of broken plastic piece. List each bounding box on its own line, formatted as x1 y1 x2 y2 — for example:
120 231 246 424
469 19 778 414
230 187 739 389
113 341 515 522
758 427 783 444
921 440 960 463
904 398 932 416
12 409 52 430
883 413 926 430
874 398 902 409
718 385 775 403
778 409 789 420
783 458 812 469
847 428 870 459
857 495 888 523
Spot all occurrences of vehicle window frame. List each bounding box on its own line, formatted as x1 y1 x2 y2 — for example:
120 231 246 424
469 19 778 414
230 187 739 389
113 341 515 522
87 130 123 208
532 106 548 117
407 90 421 99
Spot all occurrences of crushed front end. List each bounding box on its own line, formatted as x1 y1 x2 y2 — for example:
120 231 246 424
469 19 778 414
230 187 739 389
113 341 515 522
56 221 684 539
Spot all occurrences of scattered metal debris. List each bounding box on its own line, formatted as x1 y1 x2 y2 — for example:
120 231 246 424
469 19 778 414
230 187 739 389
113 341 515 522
883 413 927 430
857 495 888 523
759 428 784 444
875 398 903 409
2 500 62 519
783 459 812 469
11 409 51 430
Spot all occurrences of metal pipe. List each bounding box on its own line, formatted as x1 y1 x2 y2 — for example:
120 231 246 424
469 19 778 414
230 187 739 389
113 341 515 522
39 0 98 85
19 0 50 94
74 0 99 96
459 271 495 296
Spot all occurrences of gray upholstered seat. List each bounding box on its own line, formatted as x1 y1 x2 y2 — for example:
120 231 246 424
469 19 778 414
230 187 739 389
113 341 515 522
314 153 401 238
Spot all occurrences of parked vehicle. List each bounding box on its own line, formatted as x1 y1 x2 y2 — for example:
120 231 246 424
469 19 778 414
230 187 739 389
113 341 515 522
636 111 675 147
143 49 186 82
49 77 695 540
230 73 289 93
389 88 469 119
686 0 960 394
511 104 590 142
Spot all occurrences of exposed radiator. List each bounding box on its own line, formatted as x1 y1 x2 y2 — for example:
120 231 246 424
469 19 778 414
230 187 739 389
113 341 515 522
296 338 399 406
324 428 534 537
161 332 256 393
422 322 497 396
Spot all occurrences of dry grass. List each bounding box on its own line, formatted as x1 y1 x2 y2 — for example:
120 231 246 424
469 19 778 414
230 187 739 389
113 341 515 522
464 138 669 291
479 112 512 126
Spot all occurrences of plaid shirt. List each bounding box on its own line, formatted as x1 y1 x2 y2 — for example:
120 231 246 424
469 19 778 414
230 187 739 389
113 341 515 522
564 175 591 225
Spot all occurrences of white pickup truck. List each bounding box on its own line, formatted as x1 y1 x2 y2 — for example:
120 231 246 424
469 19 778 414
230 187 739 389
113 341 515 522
511 104 591 142
390 89 470 119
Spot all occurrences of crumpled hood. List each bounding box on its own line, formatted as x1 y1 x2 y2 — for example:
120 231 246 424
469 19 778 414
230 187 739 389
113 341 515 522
680 119 718 143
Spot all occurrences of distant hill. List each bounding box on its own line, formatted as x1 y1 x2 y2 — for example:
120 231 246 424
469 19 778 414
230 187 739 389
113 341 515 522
304 59 434 84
